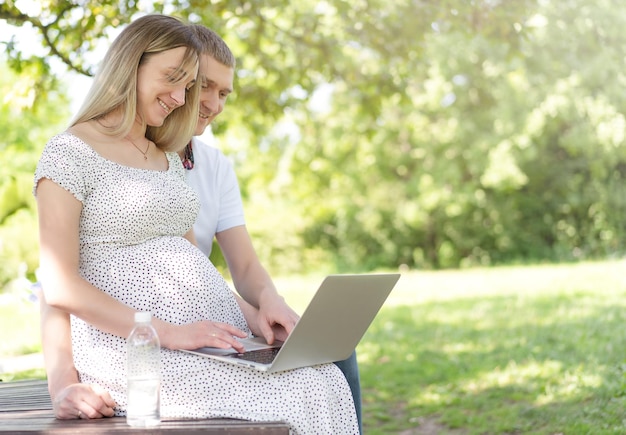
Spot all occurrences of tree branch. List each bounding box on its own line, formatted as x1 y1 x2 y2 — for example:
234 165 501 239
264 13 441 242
1 4 93 76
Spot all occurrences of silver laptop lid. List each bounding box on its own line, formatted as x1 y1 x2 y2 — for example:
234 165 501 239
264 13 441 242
268 273 400 372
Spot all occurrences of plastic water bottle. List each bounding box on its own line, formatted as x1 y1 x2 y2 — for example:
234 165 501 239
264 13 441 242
126 311 161 427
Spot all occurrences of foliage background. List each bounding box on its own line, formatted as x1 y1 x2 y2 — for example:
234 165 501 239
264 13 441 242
1 0 626 287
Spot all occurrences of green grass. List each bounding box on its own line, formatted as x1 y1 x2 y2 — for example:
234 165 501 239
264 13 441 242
350 261 626 434
0 296 41 357
3 260 626 433
1 368 46 382
0 295 43 382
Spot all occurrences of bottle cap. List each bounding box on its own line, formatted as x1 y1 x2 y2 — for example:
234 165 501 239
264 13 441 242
134 312 152 323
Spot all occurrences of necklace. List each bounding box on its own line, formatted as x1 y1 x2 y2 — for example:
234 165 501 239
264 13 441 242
126 136 150 161
182 142 194 170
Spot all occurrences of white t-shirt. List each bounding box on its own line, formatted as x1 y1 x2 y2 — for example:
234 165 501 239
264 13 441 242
185 137 245 257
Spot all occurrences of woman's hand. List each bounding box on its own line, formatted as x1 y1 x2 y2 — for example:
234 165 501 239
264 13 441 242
158 320 248 353
52 383 116 420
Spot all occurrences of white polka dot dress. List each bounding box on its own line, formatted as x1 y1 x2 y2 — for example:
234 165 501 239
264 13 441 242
34 132 358 434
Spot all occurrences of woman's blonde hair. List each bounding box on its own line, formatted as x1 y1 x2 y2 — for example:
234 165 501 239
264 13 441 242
71 14 201 152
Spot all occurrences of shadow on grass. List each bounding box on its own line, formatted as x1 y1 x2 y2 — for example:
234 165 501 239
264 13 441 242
359 291 626 434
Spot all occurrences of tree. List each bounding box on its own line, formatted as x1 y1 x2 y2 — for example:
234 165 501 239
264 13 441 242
0 57 70 286
2 0 626 277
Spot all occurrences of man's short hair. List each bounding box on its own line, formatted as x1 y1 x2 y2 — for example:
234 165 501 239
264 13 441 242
190 24 236 68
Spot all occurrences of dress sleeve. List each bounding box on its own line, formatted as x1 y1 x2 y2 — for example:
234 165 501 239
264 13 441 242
33 133 87 203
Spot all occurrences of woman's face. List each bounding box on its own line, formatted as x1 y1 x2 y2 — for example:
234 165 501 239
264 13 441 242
137 46 198 127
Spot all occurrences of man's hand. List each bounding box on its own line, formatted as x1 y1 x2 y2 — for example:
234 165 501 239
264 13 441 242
255 294 300 344
52 383 116 419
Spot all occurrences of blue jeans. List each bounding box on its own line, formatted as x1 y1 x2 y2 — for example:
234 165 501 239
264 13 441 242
334 351 362 434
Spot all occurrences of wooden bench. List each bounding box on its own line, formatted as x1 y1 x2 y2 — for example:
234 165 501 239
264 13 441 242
0 379 290 434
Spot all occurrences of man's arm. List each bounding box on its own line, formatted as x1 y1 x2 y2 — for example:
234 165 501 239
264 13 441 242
216 225 299 343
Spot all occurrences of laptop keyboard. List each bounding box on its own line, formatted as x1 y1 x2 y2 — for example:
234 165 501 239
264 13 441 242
231 347 281 364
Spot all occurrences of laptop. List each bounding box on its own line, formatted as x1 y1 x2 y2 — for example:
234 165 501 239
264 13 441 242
181 273 400 373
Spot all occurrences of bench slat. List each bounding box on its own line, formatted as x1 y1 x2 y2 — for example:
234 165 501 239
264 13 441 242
0 380 290 434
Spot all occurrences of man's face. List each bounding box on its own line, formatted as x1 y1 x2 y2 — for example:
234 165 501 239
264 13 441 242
195 54 234 135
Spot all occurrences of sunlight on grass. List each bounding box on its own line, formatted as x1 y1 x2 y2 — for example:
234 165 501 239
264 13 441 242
457 359 603 404
384 259 626 305
441 341 496 356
